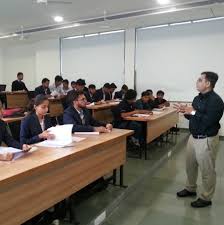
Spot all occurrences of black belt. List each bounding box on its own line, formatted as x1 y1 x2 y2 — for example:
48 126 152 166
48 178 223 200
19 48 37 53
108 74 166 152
192 135 207 139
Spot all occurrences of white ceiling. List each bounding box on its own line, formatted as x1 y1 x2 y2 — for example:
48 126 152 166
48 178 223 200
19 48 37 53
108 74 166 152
0 0 224 46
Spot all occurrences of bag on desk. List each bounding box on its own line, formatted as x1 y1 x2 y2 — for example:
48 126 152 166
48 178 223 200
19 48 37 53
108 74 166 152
3 108 24 118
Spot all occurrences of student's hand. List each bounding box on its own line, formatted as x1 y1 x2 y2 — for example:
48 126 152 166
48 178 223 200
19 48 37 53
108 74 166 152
158 104 165 109
39 131 55 140
0 152 13 161
22 144 32 152
106 123 113 131
94 126 109 133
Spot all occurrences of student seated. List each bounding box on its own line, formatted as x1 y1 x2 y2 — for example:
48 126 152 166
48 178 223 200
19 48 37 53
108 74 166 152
112 89 149 147
146 89 156 109
63 90 113 133
61 79 72 95
20 95 54 145
95 83 111 101
0 103 30 160
11 72 28 92
85 84 97 103
34 78 51 97
135 91 153 110
49 75 64 97
114 84 128 99
154 90 170 108
109 83 117 99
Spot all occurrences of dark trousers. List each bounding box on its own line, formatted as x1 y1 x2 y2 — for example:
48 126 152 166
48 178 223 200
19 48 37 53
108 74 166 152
116 121 144 143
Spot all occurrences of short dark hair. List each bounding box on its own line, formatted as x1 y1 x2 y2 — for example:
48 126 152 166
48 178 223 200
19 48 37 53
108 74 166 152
157 90 165 96
76 79 86 86
124 89 137 100
17 72 23 77
110 83 117 89
121 84 128 91
42 78 49 84
89 84 96 89
71 81 76 85
201 71 219 88
67 90 85 103
103 83 111 89
146 89 153 95
55 75 63 82
63 79 69 85
141 91 150 97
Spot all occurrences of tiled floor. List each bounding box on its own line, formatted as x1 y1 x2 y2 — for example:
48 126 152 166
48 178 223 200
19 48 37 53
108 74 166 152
61 131 224 225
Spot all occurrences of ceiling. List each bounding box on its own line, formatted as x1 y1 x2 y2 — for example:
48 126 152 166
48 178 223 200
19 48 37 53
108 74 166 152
1 0 224 46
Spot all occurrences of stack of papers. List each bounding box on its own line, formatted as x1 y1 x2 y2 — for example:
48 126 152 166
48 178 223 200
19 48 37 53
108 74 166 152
36 124 73 148
0 147 24 160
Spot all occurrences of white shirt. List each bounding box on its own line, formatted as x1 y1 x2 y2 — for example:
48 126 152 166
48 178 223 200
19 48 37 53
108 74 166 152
61 87 72 95
50 83 63 97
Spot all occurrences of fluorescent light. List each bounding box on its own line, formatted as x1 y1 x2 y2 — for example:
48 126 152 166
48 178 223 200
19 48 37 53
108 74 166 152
193 16 224 23
170 21 192 26
64 35 84 40
54 16 64 23
84 33 99 37
57 23 81 30
100 30 124 35
157 0 170 5
140 24 169 30
0 33 18 39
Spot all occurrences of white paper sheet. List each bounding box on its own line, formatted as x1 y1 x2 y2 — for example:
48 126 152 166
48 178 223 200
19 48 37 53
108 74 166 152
0 147 24 160
74 132 100 135
133 114 151 117
36 124 73 148
72 136 86 142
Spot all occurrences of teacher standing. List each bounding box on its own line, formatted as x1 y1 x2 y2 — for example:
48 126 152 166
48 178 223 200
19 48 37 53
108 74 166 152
175 71 224 208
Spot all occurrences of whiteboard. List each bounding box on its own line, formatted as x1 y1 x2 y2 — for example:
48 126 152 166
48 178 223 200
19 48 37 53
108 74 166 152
136 19 224 101
61 32 125 89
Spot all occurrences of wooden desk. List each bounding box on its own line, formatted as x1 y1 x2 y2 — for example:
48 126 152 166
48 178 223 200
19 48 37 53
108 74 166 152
87 102 119 123
48 98 64 117
125 108 179 159
5 91 29 109
2 116 24 124
0 129 132 225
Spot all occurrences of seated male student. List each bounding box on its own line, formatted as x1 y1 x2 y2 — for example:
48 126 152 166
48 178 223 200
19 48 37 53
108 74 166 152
11 72 28 92
112 89 149 147
135 91 153 110
61 79 72 95
95 83 111 102
109 83 117 99
154 90 170 108
114 84 128 99
146 89 156 109
63 90 113 133
49 75 64 97
34 78 51 97
85 84 97 103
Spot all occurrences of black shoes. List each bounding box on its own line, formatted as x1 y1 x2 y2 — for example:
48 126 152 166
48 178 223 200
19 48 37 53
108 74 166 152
177 189 197 198
191 198 212 208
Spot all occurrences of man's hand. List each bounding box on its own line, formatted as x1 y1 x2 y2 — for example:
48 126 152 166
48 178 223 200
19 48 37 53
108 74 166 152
173 104 194 114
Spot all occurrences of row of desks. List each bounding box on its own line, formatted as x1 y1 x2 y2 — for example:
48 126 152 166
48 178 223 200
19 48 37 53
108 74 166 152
0 108 178 224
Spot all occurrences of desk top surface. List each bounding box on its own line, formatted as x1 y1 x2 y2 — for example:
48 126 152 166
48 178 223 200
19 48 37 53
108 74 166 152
124 107 177 122
0 128 132 184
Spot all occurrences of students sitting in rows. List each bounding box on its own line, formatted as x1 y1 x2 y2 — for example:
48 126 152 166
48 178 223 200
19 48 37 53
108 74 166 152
114 84 128 99
63 90 113 133
20 95 54 145
85 84 97 103
0 103 30 160
154 90 170 108
11 72 28 92
95 83 111 101
109 83 117 99
112 89 148 147
61 79 72 95
50 75 64 97
34 78 51 97
135 91 153 110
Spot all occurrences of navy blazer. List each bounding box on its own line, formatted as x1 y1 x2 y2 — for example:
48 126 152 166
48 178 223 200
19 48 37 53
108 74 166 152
63 106 106 133
11 80 28 92
114 90 125 99
20 113 52 145
34 85 51 97
94 89 111 102
0 120 22 149
85 91 97 103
